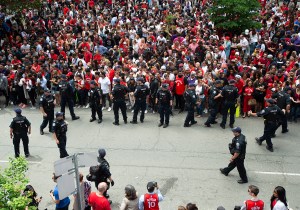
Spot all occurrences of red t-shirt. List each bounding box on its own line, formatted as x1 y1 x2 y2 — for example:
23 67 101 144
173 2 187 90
246 199 264 210
88 192 111 210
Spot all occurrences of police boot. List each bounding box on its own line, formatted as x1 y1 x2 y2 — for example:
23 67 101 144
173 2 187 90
130 121 137 124
40 129 44 135
184 124 191 127
90 118 96 122
98 119 102 124
72 116 80 120
204 122 211 127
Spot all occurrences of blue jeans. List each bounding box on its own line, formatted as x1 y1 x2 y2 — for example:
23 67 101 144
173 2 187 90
196 96 206 115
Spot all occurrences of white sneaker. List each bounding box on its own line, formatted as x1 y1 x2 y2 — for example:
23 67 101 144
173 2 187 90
107 107 112 112
204 109 208 114
131 110 134 113
85 104 90 109
145 110 148 114
30 107 36 110
153 111 156 114
102 107 106 111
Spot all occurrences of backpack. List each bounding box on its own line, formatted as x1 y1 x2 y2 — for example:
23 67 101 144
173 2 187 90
87 165 100 182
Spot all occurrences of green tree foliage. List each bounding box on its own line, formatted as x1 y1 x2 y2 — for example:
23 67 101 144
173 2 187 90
0 157 32 210
0 0 42 13
208 0 262 33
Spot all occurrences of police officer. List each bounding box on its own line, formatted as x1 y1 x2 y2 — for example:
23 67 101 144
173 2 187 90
220 79 239 129
52 112 69 158
95 148 114 198
204 80 223 127
272 87 291 133
111 78 130 125
130 77 150 124
250 99 285 152
156 83 172 128
184 83 198 127
89 80 103 124
39 88 55 135
9 108 31 158
59 74 79 120
220 127 248 184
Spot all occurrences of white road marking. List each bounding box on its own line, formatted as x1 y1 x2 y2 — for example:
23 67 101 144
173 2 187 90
254 171 300 176
0 160 41 164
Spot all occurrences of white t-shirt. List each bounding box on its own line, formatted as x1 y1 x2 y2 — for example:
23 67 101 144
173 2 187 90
98 77 111 94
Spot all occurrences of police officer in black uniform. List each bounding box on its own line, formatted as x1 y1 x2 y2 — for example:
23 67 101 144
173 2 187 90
52 112 69 158
220 127 248 184
9 108 31 158
156 83 172 128
111 78 130 125
59 74 79 120
130 77 150 124
89 80 103 124
250 99 285 152
184 83 198 127
39 88 55 135
220 79 239 129
94 148 114 199
204 80 223 127
272 87 291 133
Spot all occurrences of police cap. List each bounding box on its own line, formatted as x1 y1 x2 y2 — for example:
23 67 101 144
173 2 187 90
284 87 292 92
231 126 241 133
98 148 106 158
44 88 51 93
137 77 144 82
266 98 275 104
60 74 67 79
215 80 222 85
229 79 236 84
56 112 64 117
162 83 169 88
114 78 121 83
14 108 22 114
90 80 96 85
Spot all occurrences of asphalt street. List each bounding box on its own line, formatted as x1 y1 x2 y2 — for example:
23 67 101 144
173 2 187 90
0 106 300 210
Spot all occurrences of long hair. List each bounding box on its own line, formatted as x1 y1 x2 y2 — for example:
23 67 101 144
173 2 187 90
270 186 288 209
124 185 137 200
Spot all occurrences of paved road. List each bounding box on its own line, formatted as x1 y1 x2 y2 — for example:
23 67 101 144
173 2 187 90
0 106 299 210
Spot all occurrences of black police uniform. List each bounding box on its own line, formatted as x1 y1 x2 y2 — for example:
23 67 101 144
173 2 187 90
95 158 112 198
9 115 31 157
220 84 239 128
256 104 285 150
112 84 130 124
53 119 69 158
89 87 103 123
205 85 222 126
272 91 290 133
221 133 248 182
184 88 197 126
156 88 172 126
132 84 150 123
39 93 55 133
59 80 78 119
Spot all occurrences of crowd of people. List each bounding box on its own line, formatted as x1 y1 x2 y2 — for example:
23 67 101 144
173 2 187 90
0 0 299 124
1 0 299 209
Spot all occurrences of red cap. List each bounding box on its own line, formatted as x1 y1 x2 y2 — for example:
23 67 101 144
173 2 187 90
67 72 73 77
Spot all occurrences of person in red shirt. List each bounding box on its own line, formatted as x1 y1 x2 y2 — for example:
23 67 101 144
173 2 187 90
83 48 93 64
88 182 111 210
240 185 264 210
175 71 186 113
242 79 254 118
138 182 163 210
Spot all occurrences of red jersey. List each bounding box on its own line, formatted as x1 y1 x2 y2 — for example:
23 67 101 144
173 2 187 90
144 193 159 210
175 76 185 95
84 74 94 90
245 199 264 210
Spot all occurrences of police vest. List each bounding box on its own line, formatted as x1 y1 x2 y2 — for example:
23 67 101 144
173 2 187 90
12 116 28 134
159 90 169 104
54 120 68 136
265 106 278 123
245 199 264 210
60 81 68 94
175 77 185 95
144 193 159 210
43 95 55 112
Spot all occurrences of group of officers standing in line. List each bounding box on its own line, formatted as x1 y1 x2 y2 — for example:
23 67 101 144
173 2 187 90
8 73 291 160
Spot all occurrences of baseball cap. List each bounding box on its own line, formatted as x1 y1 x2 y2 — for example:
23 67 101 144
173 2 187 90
114 78 121 83
162 83 169 88
229 79 236 84
90 80 96 85
266 98 275 104
61 74 67 79
147 182 156 192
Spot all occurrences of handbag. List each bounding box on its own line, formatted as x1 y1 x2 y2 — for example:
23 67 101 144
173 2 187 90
248 99 257 106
